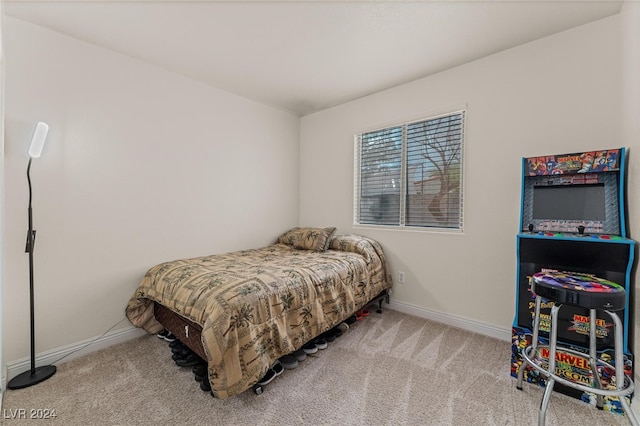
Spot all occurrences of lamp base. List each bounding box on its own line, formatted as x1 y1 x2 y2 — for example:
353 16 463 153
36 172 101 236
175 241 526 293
7 365 56 390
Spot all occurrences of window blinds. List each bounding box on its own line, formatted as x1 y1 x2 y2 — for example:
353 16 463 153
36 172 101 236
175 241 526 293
355 110 465 230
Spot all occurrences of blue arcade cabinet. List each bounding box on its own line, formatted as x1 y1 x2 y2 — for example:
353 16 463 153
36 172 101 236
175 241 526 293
511 148 635 413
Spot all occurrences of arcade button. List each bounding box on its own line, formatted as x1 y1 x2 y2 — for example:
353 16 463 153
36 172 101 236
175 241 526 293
600 235 611 240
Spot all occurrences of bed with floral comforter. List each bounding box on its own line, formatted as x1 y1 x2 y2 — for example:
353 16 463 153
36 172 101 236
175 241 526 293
125 228 392 398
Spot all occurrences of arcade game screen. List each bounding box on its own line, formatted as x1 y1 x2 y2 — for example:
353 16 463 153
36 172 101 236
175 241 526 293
532 184 606 222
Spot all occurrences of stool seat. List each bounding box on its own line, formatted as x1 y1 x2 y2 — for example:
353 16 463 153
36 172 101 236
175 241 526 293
532 271 626 311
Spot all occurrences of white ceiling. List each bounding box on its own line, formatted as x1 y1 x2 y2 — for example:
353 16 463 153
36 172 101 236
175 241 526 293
3 0 623 116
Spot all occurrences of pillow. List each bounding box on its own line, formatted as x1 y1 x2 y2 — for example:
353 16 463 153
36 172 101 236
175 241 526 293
327 233 373 264
276 227 336 251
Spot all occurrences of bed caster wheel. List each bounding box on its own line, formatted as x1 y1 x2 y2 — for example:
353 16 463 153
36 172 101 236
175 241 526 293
253 385 263 395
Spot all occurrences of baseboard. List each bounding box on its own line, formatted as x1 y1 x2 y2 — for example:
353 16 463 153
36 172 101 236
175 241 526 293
387 300 512 342
0 364 6 413
6 326 147 382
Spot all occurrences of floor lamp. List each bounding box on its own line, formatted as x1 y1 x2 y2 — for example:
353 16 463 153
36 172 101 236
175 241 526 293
7 122 57 389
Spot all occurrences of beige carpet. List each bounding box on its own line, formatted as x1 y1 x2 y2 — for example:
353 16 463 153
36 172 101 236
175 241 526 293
1 309 630 425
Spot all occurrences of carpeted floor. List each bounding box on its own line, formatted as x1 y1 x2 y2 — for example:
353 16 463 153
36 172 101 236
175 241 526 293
1 309 630 425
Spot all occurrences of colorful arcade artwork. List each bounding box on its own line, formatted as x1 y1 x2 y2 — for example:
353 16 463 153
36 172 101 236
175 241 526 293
527 149 620 176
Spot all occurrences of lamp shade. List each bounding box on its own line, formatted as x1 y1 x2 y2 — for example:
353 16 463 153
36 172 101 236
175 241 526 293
28 122 49 158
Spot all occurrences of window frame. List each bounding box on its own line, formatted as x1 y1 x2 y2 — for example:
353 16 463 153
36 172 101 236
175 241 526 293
353 109 466 233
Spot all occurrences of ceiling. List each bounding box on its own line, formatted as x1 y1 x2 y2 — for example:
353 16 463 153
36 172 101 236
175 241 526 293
3 0 623 116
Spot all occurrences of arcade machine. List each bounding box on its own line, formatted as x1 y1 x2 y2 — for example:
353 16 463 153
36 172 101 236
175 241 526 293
511 148 635 413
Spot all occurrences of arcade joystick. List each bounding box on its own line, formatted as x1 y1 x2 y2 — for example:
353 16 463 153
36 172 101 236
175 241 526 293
528 224 534 233
577 225 585 235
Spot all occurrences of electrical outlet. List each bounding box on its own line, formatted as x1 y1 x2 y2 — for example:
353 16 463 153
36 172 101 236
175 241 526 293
398 270 405 284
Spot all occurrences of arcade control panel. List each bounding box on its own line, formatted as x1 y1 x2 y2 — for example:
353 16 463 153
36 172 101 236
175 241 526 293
523 222 626 241
531 231 623 240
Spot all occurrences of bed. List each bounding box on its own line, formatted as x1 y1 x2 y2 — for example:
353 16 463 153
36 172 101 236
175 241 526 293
125 228 393 398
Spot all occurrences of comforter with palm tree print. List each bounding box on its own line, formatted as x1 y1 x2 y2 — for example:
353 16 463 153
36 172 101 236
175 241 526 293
126 234 392 398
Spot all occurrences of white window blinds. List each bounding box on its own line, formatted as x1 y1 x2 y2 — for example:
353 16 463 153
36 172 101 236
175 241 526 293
355 110 465 230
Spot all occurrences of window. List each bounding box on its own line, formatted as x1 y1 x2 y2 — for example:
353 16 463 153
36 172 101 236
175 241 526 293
354 110 465 230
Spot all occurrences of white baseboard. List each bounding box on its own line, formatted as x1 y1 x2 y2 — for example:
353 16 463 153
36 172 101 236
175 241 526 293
6 326 147 382
386 299 512 342
4 303 510 380
1 364 6 413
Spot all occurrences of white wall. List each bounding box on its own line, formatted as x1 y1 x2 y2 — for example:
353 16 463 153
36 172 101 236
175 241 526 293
2 17 300 365
300 14 629 334
620 0 640 388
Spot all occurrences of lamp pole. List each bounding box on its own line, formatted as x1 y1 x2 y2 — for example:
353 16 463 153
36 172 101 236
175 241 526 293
27 158 36 375
7 124 56 389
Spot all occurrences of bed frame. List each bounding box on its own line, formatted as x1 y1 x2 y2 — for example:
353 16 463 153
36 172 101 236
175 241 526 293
153 288 391 369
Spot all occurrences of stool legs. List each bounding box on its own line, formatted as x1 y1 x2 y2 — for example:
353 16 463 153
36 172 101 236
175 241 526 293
608 310 639 426
517 295 542 390
589 309 604 409
519 301 638 425
538 304 560 426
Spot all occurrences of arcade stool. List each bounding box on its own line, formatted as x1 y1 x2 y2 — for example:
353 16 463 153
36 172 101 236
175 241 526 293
516 271 638 426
